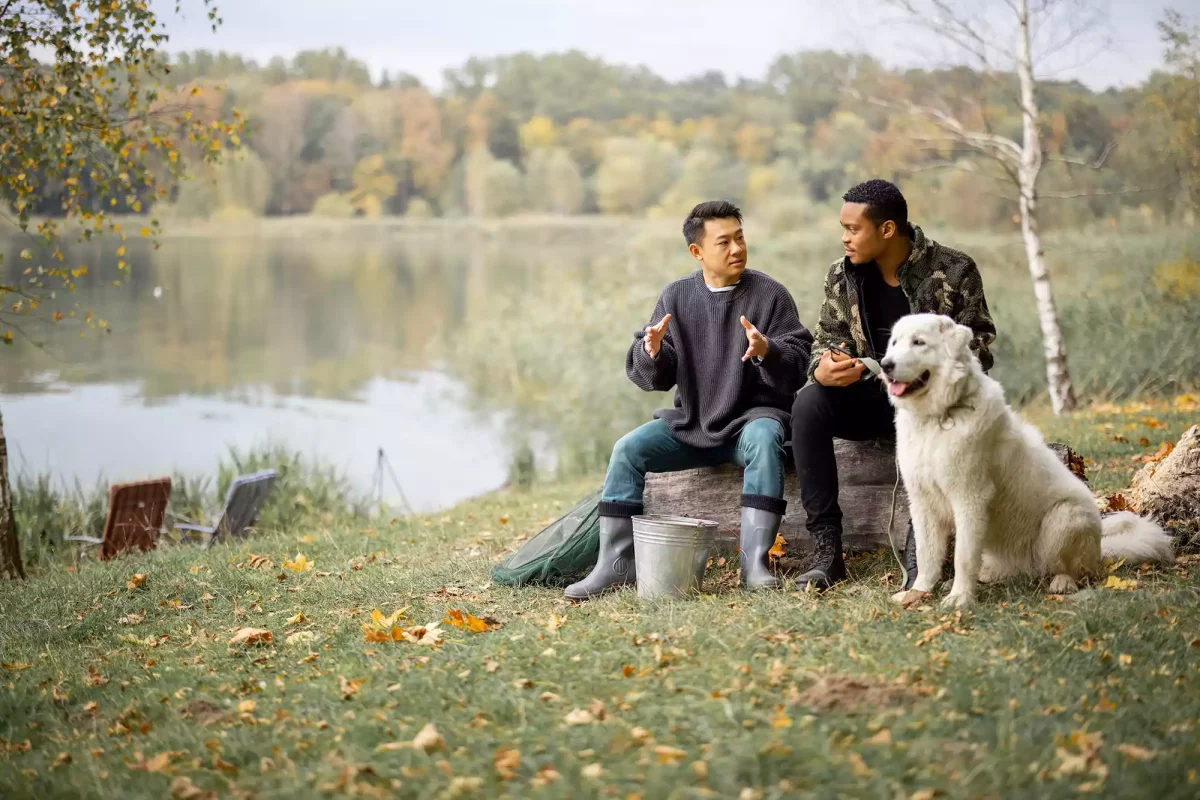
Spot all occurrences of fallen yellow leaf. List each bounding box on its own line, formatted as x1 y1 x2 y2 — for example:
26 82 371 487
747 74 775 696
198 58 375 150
565 708 595 726
228 628 272 647
1117 743 1157 762
282 554 312 572
494 746 520 780
654 745 687 765
285 612 307 626
581 762 604 779
127 750 185 774
339 676 364 700
444 609 498 633
127 573 147 590
412 723 445 753
1104 575 1139 591
865 728 892 745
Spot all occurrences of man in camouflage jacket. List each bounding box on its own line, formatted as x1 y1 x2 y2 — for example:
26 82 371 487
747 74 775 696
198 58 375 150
791 179 996 591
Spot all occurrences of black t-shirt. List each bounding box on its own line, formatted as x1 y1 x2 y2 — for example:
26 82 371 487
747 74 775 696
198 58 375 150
861 264 911 358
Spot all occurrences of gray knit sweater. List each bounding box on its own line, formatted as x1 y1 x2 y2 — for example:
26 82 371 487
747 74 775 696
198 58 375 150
626 269 813 448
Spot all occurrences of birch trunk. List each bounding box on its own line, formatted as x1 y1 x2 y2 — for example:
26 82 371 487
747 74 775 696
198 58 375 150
1016 0 1078 414
0 407 24 580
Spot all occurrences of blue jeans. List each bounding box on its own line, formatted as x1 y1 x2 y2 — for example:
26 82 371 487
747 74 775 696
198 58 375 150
600 418 788 516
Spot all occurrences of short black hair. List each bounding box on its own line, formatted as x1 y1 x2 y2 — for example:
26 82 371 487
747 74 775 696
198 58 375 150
842 179 909 232
683 200 742 246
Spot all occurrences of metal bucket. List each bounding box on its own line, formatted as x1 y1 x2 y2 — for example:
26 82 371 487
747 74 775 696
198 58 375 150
632 515 718 600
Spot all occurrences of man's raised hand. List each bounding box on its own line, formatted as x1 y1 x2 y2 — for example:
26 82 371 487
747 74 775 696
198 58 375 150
740 316 769 362
644 313 672 359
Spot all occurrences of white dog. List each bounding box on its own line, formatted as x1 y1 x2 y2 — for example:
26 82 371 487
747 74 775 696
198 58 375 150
880 314 1174 608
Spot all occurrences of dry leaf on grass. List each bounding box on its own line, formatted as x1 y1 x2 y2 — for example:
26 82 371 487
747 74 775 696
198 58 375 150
285 612 307 625
2 661 31 670
170 776 217 800
119 611 145 625
542 614 566 631
339 676 365 700
443 609 499 632
412 723 445 753
654 745 687 765
127 750 186 774
1104 575 1139 591
494 746 520 780
564 708 595 726
581 763 604 779
865 728 892 745
84 664 108 686
1117 744 1156 762
285 631 317 646
228 628 272 647
282 554 313 572
126 573 147 590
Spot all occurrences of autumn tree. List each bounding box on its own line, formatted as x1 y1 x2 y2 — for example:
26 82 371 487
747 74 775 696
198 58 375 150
859 0 1118 414
0 1 241 578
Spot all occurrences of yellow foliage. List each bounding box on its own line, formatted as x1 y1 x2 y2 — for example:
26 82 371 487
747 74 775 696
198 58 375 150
520 116 559 152
1153 256 1200 298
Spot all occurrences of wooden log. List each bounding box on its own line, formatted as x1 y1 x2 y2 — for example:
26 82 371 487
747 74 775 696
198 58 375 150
643 438 909 556
1129 424 1200 535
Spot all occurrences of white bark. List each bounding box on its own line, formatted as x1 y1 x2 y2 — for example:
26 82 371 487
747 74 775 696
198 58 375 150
1015 0 1077 414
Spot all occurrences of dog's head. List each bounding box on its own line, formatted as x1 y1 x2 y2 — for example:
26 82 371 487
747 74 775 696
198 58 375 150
880 314 975 415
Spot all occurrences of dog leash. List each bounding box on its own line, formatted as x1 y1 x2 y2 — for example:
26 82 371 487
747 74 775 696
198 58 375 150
886 458 907 587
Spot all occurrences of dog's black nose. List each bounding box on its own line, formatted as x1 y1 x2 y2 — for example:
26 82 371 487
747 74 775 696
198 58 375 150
881 357 895 375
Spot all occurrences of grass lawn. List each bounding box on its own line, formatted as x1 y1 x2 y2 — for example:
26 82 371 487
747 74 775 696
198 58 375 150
2 402 1199 799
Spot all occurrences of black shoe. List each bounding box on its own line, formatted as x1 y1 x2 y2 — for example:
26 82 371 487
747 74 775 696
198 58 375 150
795 526 847 591
902 519 919 591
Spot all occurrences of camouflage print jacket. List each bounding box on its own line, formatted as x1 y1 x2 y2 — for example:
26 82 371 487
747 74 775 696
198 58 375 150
806 224 996 383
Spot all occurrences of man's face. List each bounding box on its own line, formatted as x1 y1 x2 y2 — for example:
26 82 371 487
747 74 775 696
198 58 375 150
840 202 889 265
690 217 747 280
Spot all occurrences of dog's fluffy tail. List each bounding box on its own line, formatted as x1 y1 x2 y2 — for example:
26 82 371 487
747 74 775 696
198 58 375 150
1100 511 1175 563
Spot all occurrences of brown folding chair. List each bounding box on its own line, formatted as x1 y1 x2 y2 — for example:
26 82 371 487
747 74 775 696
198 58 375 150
66 478 172 560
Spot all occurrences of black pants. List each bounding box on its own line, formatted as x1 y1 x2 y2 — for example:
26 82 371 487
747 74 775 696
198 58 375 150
791 380 895 533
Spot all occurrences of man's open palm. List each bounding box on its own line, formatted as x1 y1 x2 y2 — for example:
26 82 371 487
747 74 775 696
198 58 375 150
740 316 769 362
644 313 672 358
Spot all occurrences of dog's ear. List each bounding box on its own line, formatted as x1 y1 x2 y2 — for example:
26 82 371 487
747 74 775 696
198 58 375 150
951 324 973 354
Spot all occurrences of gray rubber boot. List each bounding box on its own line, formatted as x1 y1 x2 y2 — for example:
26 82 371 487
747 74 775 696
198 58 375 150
564 516 636 600
795 526 847 591
739 507 782 590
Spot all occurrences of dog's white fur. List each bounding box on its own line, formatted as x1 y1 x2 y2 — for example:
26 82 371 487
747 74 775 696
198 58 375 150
882 314 1174 608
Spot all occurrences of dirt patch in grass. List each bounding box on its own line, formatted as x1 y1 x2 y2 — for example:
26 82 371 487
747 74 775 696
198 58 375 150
796 673 912 714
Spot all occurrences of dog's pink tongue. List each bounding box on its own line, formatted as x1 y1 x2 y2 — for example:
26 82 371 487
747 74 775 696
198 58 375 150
889 381 909 397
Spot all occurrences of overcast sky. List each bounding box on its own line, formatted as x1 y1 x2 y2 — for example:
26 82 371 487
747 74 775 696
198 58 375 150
160 0 1195 91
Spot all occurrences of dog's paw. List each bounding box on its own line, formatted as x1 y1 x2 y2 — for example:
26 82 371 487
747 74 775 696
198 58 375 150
941 590 975 609
892 589 931 608
1047 574 1078 594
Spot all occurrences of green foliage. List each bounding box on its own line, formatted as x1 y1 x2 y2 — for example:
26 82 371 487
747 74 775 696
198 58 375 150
466 150 524 218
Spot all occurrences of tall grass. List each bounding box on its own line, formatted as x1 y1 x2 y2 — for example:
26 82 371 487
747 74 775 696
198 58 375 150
11 443 368 573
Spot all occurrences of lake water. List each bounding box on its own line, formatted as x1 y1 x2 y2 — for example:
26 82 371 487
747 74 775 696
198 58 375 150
0 221 565 511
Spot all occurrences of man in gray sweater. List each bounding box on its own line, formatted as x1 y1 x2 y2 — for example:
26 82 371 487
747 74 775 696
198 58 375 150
565 201 814 600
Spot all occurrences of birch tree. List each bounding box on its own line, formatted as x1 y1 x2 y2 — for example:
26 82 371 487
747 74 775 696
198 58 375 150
863 0 1116 414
